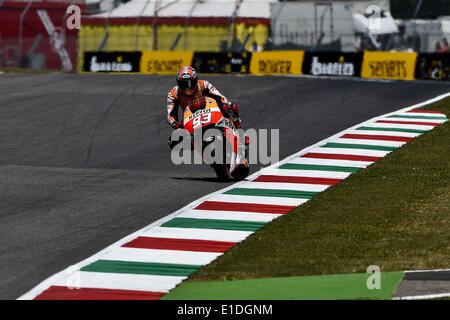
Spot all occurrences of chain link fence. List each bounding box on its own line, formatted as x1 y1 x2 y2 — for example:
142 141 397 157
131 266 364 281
78 0 272 53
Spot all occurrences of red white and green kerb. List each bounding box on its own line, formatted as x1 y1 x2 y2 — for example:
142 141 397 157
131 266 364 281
19 98 449 300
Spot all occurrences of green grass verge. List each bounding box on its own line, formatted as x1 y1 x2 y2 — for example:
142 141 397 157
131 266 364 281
163 272 404 300
185 97 450 282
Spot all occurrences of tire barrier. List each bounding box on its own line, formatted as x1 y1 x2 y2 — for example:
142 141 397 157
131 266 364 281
81 50 450 81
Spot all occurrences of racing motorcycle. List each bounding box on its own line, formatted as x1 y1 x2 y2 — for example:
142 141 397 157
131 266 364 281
169 98 250 181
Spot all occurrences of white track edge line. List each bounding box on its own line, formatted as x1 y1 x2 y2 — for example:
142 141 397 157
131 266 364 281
405 268 450 273
392 292 450 300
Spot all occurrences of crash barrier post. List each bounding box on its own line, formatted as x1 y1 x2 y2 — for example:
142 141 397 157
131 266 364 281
361 51 418 81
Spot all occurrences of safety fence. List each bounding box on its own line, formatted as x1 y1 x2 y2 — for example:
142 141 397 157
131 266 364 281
81 50 450 81
0 0 81 71
79 20 270 53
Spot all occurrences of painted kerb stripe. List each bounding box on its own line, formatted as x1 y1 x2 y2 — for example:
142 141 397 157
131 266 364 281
161 217 267 232
278 163 361 173
224 188 318 199
387 115 447 120
194 201 296 214
122 237 237 253
340 134 413 142
302 152 382 162
376 120 440 126
407 109 444 114
322 142 397 151
34 286 165 300
356 127 427 134
81 260 201 277
253 175 342 185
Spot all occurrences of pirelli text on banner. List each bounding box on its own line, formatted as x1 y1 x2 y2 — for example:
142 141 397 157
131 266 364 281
250 51 304 75
302 52 363 77
361 51 418 80
140 51 194 74
83 51 142 73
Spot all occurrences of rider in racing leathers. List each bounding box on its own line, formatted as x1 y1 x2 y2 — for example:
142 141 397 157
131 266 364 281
166 66 242 131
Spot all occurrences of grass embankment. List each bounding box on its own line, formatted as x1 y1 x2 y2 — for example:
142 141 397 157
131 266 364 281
186 97 450 282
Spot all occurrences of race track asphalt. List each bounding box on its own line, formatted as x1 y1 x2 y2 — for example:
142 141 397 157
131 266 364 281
1 73 449 299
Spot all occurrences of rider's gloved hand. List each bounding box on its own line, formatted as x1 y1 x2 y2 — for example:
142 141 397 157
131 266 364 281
172 121 183 129
223 102 239 117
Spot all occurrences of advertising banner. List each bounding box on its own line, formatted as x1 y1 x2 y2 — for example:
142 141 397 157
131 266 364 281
192 52 251 74
415 53 450 81
83 51 141 73
140 51 194 74
249 51 304 75
302 52 363 77
361 51 418 80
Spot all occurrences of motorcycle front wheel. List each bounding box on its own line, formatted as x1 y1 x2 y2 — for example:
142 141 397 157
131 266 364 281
211 163 231 182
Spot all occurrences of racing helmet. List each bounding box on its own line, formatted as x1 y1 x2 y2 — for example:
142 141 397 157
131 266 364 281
176 66 198 95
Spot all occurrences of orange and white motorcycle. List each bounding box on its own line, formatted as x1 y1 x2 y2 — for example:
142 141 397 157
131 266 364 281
169 98 250 181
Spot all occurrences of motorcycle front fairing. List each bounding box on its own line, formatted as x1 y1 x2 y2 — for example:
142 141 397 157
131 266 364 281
182 99 246 175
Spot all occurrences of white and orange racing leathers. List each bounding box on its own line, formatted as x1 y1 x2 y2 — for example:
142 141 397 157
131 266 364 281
166 79 241 129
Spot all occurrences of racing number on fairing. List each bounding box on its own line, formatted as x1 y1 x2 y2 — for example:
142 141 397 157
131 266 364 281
192 113 212 129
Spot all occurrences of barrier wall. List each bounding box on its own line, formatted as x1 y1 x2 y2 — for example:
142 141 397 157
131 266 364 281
80 50 450 82
140 51 194 74
249 51 304 76
361 51 418 81
415 53 450 81
193 52 251 74
84 52 142 73
302 52 363 77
